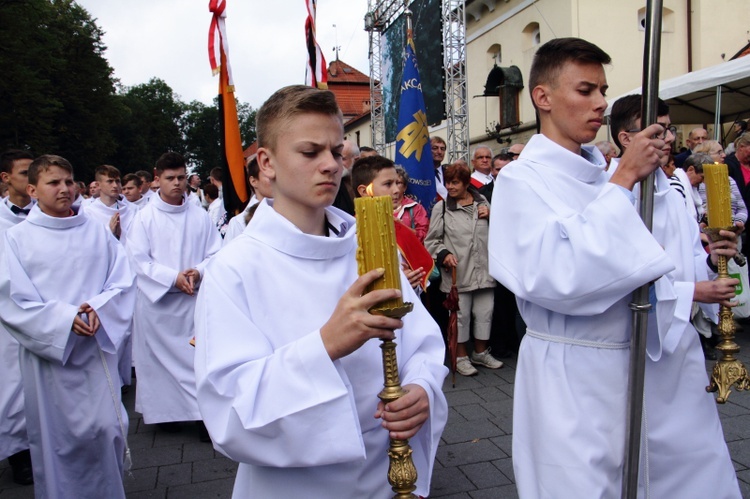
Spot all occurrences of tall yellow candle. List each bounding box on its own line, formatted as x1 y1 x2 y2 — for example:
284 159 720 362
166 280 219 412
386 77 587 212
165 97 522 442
703 163 732 228
354 196 413 318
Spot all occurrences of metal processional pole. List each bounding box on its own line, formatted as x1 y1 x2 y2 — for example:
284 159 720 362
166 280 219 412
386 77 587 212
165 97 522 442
622 1 663 498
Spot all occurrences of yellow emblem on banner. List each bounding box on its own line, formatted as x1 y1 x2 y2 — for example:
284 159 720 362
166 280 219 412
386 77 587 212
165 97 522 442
396 110 429 162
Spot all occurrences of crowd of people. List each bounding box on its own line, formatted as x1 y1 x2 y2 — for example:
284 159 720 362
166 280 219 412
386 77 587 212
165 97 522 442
0 35 749 498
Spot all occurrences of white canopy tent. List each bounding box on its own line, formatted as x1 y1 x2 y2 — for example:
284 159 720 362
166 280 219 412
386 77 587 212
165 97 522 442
605 56 750 129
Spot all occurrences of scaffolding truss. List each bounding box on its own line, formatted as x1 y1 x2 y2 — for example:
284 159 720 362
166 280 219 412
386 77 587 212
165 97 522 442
365 0 468 159
442 0 469 162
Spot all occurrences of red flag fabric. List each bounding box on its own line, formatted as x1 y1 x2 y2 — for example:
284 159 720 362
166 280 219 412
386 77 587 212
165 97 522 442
208 0 248 213
394 220 434 291
304 0 328 89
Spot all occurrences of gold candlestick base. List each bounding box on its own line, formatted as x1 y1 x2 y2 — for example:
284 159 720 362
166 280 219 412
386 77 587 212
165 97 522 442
703 227 750 403
377 328 418 498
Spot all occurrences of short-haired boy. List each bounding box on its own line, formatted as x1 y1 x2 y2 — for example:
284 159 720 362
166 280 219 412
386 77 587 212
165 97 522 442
195 85 447 497
351 155 432 292
81 164 137 244
0 155 135 497
0 149 35 485
609 94 740 498
487 37 740 497
122 173 146 207
127 152 221 438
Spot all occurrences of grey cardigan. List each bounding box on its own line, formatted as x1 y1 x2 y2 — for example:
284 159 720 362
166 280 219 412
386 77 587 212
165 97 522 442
424 188 496 294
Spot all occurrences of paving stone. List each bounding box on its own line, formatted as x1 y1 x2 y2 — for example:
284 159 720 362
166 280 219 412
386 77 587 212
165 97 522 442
156 462 192 488
718 401 750 418
127 430 156 450
491 457 515 483
454 403 494 421
447 406 468 424
739 478 750 499
182 442 216 463
125 489 167 499
736 468 750 484
152 426 200 447
124 466 158 493
489 435 513 458
167 477 234 498
429 465 475 496
460 461 511 489
191 457 238 483
445 389 485 407
432 493 472 499
441 419 503 445
468 484 519 499
0 487 35 499
436 439 507 467
130 445 182 470
472 386 511 404
443 375 485 392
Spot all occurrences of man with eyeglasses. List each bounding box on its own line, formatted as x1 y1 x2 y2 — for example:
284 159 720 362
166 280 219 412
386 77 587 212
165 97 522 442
674 126 708 168
609 93 740 498
469 145 494 188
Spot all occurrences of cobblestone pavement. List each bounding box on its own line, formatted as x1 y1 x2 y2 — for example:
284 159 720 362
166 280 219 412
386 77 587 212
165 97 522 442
3 328 750 498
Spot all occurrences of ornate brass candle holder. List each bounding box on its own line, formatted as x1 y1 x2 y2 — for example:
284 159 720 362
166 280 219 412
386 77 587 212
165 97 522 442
355 195 416 498
704 227 750 403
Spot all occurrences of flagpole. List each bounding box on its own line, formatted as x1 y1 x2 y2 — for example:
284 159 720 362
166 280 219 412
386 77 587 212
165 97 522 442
622 1 663 497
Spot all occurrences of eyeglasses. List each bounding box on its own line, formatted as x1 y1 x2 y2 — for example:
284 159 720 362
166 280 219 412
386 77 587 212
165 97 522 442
627 124 677 140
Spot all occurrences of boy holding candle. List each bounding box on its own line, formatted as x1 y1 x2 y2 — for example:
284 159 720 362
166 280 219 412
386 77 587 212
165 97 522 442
351 155 433 292
487 38 740 498
610 97 740 499
193 85 447 497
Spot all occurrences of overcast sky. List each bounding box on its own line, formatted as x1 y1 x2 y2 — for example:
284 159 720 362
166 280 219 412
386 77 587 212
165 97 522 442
76 0 372 108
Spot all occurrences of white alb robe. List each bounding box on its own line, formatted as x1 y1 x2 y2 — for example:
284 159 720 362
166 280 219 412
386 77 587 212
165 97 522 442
0 206 135 498
0 202 30 461
194 200 448 498
128 192 221 423
132 194 150 208
488 134 675 498
80 196 137 246
222 195 259 246
80 196 138 384
612 159 740 498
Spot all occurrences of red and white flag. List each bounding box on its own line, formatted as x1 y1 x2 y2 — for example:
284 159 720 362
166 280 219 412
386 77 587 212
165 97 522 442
304 0 328 89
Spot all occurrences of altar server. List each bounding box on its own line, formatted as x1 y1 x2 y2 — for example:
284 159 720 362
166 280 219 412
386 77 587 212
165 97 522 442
0 150 35 485
609 94 740 498
194 85 448 498
80 164 138 386
80 164 136 244
487 37 740 498
0 155 135 498
128 152 221 431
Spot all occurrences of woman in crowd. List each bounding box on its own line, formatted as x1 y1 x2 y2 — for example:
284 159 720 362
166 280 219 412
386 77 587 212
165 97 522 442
424 162 503 376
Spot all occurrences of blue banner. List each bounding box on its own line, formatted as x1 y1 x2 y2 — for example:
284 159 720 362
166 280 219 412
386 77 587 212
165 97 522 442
395 38 436 213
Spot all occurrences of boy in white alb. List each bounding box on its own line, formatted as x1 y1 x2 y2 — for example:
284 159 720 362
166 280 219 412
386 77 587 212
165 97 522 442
80 164 136 245
487 37 741 498
0 150 35 485
0 155 135 498
128 152 221 436
194 85 448 498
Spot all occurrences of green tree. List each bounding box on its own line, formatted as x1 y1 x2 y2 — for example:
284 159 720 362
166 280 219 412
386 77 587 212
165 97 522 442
182 100 220 179
181 97 257 180
0 0 122 181
107 78 185 173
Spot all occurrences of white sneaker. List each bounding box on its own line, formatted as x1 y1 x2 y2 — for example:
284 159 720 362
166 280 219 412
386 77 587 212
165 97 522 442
456 356 478 376
471 349 504 369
